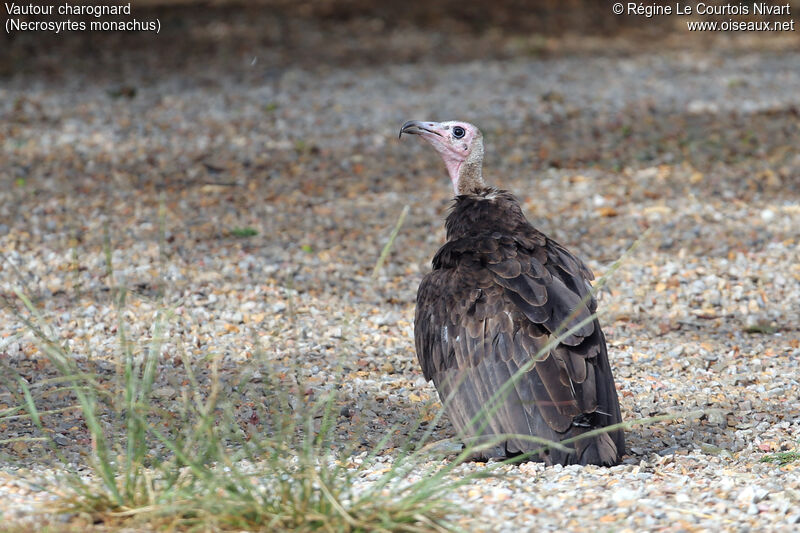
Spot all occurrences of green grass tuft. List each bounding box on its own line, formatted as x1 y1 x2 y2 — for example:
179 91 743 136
760 450 800 466
1 274 464 531
743 323 777 334
230 227 258 238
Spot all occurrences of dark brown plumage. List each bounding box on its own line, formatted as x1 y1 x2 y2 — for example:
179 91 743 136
401 120 624 466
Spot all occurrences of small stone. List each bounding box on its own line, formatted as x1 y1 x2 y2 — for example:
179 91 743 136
768 386 785 397
666 345 685 358
56 513 76 524
706 410 727 426
152 386 177 399
736 486 759 505
424 439 463 455
658 446 679 456
690 280 706 293
490 487 512 502
374 313 395 326
611 487 639 503
700 443 732 458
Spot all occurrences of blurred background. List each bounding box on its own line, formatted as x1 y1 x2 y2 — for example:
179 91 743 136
4 0 799 194
3 0 799 267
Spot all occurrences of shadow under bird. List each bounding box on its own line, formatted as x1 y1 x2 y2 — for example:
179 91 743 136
400 120 624 466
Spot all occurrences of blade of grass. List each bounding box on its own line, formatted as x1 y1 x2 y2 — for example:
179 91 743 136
372 204 410 279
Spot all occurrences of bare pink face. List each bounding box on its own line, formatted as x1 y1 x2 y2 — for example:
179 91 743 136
399 120 481 192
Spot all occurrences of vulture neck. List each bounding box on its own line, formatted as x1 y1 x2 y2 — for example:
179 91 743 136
452 142 485 195
444 188 523 241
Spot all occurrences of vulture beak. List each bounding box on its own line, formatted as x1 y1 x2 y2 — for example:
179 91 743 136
399 120 444 139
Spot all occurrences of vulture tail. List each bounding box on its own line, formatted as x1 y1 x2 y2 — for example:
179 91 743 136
575 432 619 466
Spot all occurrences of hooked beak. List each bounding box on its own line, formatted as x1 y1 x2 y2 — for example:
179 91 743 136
399 120 444 139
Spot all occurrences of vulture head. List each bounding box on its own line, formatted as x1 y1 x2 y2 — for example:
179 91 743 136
399 120 485 195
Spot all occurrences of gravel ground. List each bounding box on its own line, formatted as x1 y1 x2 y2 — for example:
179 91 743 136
2 3 800 531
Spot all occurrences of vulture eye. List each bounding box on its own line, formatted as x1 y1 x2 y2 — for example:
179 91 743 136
452 126 465 139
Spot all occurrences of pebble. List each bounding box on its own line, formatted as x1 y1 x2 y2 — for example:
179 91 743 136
612 487 639 503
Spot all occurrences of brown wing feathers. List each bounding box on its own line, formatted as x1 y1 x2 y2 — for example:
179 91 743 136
415 189 624 466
